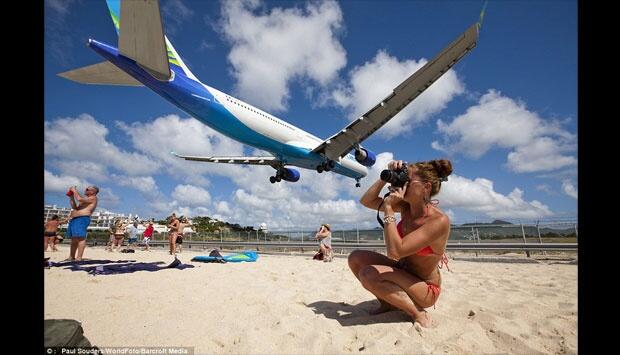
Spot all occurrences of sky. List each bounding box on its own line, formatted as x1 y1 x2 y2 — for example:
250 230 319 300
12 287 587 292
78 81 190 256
44 0 578 230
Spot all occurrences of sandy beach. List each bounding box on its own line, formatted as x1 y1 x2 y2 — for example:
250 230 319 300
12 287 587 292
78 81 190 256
44 246 577 354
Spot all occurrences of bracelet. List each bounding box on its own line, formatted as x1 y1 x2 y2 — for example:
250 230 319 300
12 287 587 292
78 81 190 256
383 215 397 224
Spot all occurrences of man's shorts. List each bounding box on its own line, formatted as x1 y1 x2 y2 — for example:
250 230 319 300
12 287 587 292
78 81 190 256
65 216 91 238
143 237 151 245
128 237 138 244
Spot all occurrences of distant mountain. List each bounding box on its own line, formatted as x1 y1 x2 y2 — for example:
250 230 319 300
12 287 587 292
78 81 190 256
461 219 513 226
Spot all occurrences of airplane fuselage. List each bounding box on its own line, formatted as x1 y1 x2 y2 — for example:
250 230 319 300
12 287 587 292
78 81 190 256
89 39 367 180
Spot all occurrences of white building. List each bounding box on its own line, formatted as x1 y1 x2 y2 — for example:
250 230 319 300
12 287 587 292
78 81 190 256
43 204 137 230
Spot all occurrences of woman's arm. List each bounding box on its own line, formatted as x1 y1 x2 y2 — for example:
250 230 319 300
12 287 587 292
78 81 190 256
360 179 405 213
384 204 449 259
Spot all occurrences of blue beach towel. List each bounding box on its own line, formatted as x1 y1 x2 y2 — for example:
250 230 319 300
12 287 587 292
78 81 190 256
191 250 259 263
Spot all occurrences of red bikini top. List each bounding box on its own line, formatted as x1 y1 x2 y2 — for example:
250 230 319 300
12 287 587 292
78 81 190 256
396 220 450 270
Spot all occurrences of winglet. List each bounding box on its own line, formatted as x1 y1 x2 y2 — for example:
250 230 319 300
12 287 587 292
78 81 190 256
477 0 488 30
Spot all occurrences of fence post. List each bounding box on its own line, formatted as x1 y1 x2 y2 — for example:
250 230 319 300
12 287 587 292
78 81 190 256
574 223 578 239
537 220 546 256
521 222 530 257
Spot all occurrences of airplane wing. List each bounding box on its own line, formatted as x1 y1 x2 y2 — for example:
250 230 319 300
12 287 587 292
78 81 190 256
171 152 281 168
312 23 479 161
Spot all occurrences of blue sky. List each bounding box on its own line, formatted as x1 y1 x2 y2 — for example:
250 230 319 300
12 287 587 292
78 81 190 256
44 0 577 229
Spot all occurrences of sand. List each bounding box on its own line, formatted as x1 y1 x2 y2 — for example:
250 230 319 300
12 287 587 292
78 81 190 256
44 246 577 354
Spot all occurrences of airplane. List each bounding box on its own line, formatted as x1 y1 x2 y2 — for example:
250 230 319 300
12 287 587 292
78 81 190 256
59 0 478 187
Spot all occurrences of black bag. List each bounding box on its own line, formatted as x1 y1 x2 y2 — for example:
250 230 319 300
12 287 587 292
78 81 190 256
313 251 324 260
121 248 135 253
44 319 94 348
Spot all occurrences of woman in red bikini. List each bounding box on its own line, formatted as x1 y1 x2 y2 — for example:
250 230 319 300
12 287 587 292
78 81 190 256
349 159 452 327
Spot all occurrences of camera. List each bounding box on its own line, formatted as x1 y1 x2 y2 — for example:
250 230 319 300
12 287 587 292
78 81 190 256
380 165 410 187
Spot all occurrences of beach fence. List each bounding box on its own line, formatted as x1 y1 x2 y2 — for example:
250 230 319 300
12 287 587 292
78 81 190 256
82 219 577 257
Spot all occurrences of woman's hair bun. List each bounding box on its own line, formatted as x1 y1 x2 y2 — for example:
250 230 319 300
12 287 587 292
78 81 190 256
431 159 453 179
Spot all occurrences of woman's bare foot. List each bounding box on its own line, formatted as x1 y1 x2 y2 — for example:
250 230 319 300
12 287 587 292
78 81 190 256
369 299 397 315
414 310 433 328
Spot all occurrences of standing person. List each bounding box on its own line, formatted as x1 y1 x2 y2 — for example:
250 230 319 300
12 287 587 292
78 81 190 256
65 185 99 261
349 159 452 328
126 221 140 249
142 222 154 251
106 218 119 251
315 224 333 262
168 213 180 255
176 217 186 253
110 220 126 252
44 215 68 252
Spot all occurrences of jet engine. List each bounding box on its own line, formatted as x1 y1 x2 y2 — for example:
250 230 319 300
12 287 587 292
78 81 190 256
354 148 376 167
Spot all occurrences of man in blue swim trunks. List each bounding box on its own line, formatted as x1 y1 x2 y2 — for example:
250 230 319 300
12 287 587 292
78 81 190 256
66 185 99 261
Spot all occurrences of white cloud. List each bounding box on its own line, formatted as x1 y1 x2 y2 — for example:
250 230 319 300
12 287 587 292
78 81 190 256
432 90 577 173
115 175 160 194
213 201 230 215
96 188 122 210
44 169 121 209
562 180 578 199
54 160 109 182
332 50 464 138
536 184 553 195
506 137 577 173
173 184 212 206
45 0 76 15
45 114 160 176
44 169 89 193
219 0 346 111
162 0 194 35
117 115 246 185
437 174 553 219
45 0 79 66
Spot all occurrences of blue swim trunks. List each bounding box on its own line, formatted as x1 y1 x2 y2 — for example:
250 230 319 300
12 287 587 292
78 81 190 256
66 216 91 238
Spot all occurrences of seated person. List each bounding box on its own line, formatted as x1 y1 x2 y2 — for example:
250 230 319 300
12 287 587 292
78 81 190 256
315 224 333 262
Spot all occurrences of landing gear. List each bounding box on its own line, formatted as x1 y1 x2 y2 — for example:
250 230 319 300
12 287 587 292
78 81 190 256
269 169 284 183
355 178 361 188
316 160 335 173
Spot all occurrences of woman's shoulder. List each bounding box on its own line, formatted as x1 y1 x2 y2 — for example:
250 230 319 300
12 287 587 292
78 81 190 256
427 208 450 228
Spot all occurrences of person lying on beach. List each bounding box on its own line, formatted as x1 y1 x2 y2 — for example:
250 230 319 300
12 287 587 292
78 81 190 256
349 159 452 327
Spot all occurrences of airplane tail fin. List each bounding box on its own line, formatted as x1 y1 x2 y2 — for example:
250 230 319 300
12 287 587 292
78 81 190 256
105 0 199 81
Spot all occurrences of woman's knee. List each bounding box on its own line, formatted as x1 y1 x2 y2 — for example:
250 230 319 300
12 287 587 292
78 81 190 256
358 265 381 287
347 250 366 267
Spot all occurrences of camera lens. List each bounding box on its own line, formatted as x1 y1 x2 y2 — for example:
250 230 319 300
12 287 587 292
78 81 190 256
380 168 409 187
380 169 397 184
